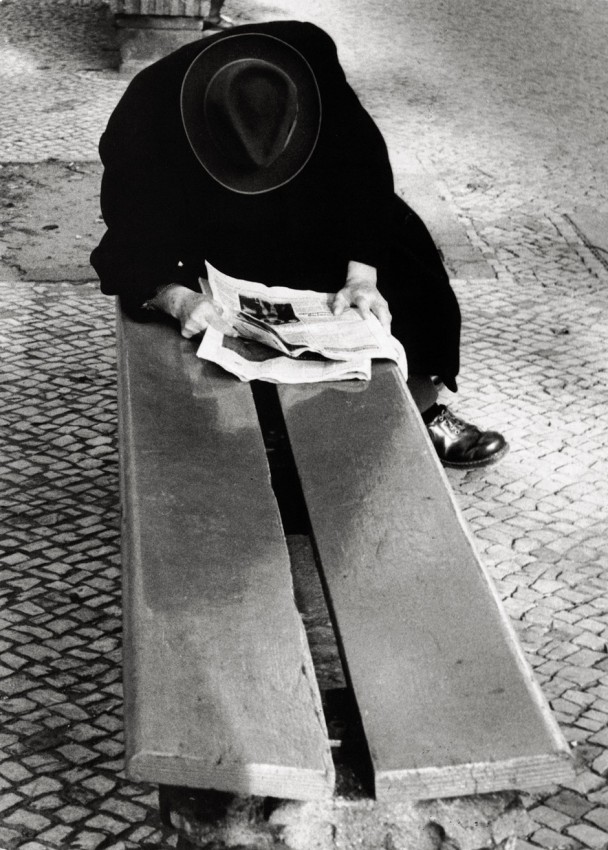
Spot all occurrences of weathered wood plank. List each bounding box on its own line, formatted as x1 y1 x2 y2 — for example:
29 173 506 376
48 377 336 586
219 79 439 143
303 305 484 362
117 309 334 801
278 364 573 801
113 0 206 15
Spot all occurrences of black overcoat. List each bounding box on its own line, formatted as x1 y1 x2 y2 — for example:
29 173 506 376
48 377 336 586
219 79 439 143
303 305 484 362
91 20 460 386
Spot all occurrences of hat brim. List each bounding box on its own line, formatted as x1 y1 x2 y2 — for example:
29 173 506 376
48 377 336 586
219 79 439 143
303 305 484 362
181 33 321 194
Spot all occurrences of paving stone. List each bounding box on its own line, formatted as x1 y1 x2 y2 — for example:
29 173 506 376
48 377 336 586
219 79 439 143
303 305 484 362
590 730 608 748
585 807 608 834
565 823 608 849
85 813 128 833
560 667 603 687
127 825 158 842
101 797 148 821
531 826 581 849
29 793 64 811
56 804 97 824
128 790 159 808
70 831 108 849
564 691 596 709
20 843 55 850
0 761 34 783
531 804 573 832
3 808 52 832
19 776 63 796
0 826 22 847
592 752 608 776
0 792 23 814
552 771 605 797
545 790 596 820
38 824 75 846
57 743 99 764
567 649 606 668
573 717 605 733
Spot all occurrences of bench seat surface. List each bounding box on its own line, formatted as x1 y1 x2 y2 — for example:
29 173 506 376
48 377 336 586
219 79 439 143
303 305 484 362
117 312 334 801
278 365 572 801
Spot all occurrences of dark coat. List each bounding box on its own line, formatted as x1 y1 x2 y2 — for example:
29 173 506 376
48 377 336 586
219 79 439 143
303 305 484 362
90 20 460 386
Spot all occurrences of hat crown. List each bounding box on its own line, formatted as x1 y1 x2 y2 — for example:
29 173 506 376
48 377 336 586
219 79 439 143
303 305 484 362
205 59 298 170
181 31 321 194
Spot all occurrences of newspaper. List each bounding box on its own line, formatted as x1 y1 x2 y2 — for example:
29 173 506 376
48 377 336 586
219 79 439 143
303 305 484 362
196 262 407 384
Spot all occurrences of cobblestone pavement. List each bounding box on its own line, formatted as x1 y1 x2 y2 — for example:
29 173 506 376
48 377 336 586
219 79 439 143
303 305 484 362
0 282 178 849
0 1 126 162
1 0 608 849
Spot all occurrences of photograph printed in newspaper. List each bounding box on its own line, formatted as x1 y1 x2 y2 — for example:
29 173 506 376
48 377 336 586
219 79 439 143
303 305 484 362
196 262 407 384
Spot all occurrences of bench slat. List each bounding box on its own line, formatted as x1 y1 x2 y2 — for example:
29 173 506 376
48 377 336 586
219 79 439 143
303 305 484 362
278 364 572 801
117 310 334 801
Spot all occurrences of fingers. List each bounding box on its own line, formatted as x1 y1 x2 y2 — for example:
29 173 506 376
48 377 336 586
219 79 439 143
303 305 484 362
335 285 392 333
354 294 372 320
180 299 208 337
180 296 237 338
371 300 392 333
355 293 391 332
208 302 238 337
331 289 349 316
210 311 239 337
181 321 204 339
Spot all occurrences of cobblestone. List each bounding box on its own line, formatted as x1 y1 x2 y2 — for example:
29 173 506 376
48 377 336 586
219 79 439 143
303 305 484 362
0 282 180 846
565 824 608 849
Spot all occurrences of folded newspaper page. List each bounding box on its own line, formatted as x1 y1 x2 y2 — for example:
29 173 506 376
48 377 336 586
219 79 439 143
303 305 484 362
197 262 407 384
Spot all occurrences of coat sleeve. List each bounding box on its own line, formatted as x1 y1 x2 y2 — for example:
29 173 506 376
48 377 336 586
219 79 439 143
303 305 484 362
308 27 395 270
90 66 200 319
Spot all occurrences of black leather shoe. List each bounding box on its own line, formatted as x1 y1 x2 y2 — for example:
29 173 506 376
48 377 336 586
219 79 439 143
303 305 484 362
426 405 509 469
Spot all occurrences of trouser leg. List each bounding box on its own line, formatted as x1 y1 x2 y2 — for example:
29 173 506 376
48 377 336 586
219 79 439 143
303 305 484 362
407 374 438 415
378 195 461 391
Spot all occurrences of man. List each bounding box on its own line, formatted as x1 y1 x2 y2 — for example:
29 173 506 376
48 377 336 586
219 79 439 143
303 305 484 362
202 0 232 31
91 20 507 469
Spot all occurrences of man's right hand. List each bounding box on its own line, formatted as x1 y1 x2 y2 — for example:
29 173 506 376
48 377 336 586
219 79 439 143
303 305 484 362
149 284 237 338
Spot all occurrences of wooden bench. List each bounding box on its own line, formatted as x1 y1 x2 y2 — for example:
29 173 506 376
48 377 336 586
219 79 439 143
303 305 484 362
111 0 238 73
116 306 573 812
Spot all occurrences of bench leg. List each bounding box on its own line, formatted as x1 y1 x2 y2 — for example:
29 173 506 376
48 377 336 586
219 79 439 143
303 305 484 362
158 784 173 827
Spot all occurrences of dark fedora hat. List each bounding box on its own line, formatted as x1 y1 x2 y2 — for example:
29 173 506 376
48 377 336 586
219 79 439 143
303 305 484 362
181 33 321 194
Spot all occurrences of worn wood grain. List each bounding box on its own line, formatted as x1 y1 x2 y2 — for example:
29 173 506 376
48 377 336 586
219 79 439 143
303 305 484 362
114 0 206 15
117 309 334 800
278 364 573 801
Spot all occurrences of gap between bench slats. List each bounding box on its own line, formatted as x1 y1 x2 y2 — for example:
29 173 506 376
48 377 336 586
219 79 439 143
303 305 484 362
116 308 334 801
277 364 573 801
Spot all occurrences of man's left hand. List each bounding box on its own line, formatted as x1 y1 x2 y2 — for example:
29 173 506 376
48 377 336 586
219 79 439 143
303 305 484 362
332 260 392 333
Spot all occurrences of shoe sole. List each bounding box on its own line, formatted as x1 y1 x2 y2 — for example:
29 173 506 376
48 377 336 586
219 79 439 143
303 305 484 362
440 443 510 470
